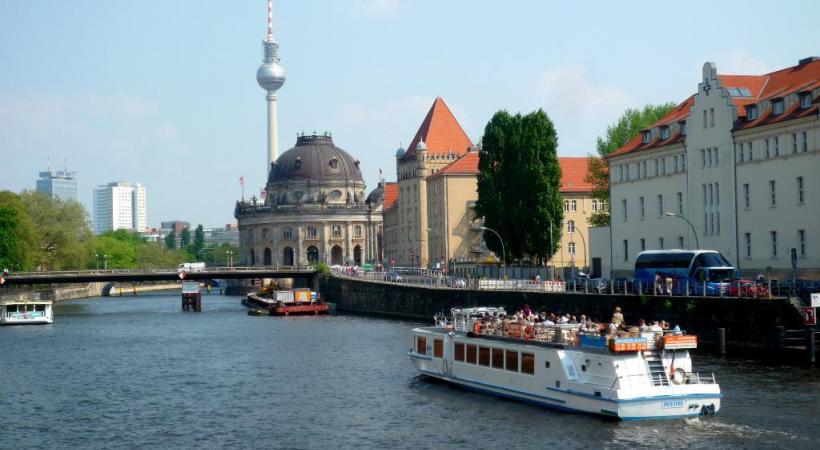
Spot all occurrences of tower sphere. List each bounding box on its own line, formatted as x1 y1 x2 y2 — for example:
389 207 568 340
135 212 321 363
257 61 286 92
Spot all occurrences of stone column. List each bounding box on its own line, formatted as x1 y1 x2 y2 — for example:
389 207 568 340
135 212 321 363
296 225 304 266
346 222 353 265
321 221 329 263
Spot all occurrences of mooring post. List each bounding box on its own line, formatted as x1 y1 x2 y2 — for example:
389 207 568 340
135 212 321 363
776 326 785 350
718 328 726 355
808 327 816 364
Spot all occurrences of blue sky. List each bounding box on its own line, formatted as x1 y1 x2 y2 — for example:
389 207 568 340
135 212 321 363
1 0 818 227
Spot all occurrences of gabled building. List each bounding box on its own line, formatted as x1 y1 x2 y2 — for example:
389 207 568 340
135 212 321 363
607 58 819 278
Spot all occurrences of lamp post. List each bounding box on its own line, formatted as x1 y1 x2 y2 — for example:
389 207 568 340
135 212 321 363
226 250 233 267
665 212 700 249
103 254 108 270
480 226 506 279
95 253 99 271
572 228 588 275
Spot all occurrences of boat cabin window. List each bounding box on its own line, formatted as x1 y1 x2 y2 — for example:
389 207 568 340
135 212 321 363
35 304 46 312
454 342 465 362
492 348 504 369
416 336 427 355
433 339 443 358
466 344 477 364
478 346 491 366
521 352 535 375
505 350 518 372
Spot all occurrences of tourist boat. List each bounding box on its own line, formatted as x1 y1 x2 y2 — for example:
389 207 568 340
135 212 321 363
0 300 54 325
408 307 721 420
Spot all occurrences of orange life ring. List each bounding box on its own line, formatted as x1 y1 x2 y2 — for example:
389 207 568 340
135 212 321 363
472 320 482 334
524 325 535 341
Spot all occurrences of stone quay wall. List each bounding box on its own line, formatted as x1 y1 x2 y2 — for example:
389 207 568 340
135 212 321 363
322 276 806 352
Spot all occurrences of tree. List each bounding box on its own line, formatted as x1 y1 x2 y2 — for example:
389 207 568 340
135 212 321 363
0 191 38 271
20 191 94 270
475 109 563 264
192 224 205 259
164 229 177 250
180 227 191 249
586 103 676 226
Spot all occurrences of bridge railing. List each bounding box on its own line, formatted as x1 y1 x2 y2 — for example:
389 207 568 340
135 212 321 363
6 266 317 277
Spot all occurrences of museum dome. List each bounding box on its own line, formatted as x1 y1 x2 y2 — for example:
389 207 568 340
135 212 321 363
268 133 364 185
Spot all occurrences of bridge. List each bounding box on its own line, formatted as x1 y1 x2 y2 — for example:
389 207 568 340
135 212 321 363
0 266 319 286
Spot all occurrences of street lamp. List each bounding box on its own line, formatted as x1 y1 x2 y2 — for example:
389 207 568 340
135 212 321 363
479 226 506 279
103 254 108 270
95 253 99 271
226 250 233 267
571 228 588 275
665 212 700 249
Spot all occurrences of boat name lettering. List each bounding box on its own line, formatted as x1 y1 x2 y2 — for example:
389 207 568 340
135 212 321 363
662 399 684 409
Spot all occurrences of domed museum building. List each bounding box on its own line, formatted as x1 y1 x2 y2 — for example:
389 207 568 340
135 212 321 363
235 133 384 267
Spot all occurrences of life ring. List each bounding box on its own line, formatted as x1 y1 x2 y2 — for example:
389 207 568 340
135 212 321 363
472 320 482 335
671 368 686 385
524 325 535 341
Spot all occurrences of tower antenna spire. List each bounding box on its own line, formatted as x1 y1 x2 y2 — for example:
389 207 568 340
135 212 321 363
257 0 286 179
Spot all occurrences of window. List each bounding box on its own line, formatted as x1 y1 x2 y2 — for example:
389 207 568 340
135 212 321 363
802 131 808 152
799 230 806 256
677 192 683 214
792 133 798 153
642 131 650 144
654 159 659 176
568 242 576 255
564 200 569 212
454 342 465 362
641 161 647 178
771 231 778 257
567 220 575 233
678 236 684 248
709 108 715 127
354 225 362 237
657 194 663 216
800 93 813 109
592 199 598 211
660 126 670 139
478 346 490 366
747 142 753 161
682 155 686 171
747 105 758 120
329 158 338 169
737 144 743 162
571 200 577 212
701 148 706 167
708 183 713 206
505 350 518 372
717 212 720 235
639 196 645 219
714 148 718 166
416 336 426 355
702 110 708 128
307 226 318 238
640 238 646 251
661 158 666 175
743 183 750 208
434 339 443 358
619 166 624 182
797 177 805 203
492 348 504 369
772 99 784 115
769 180 776 206
680 121 687 135
622 199 627 221
674 155 679 172
659 237 664 249
715 183 719 206
774 136 780 156
521 352 535 375
283 227 293 239
765 138 770 158
332 225 342 238
623 240 629 261
465 344 477 364
745 233 752 258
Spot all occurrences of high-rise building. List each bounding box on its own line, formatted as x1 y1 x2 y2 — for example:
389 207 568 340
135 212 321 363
93 182 147 234
36 170 79 202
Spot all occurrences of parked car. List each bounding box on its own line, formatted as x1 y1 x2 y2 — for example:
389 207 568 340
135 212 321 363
384 272 402 283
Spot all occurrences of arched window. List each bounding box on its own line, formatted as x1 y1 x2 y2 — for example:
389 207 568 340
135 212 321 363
567 220 575 233
571 200 577 212
568 242 576 255
564 200 569 212
592 199 598 211
329 158 338 169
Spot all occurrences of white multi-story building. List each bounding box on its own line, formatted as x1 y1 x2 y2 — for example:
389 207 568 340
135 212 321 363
93 181 147 234
606 58 819 279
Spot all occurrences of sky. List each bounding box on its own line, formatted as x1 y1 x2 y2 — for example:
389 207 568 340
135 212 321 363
1 0 818 228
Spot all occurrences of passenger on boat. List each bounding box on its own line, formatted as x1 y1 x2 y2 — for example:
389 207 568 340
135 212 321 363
650 321 663 332
612 306 624 327
639 319 649 332
523 304 533 317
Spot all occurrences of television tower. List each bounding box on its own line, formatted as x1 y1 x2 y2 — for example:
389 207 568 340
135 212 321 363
256 0 286 178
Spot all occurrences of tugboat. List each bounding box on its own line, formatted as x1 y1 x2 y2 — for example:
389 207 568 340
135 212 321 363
408 307 721 420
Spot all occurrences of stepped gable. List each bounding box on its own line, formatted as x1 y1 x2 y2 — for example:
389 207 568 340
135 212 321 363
403 97 473 160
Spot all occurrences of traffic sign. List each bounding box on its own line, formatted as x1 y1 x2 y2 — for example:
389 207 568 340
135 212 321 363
178 271 186 280
804 307 817 326
811 293 820 308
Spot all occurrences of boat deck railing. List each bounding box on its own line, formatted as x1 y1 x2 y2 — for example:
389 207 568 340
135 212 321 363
683 372 717 385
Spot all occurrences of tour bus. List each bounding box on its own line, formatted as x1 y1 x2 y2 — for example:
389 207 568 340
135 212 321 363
634 250 737 296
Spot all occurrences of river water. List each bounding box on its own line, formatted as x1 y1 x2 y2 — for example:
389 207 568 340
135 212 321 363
1 293 818 449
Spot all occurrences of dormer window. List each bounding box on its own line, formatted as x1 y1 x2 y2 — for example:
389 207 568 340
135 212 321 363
800 92 812 109
660 126 670 140
642 130 651 144
746 105 758 121
772 99 784 116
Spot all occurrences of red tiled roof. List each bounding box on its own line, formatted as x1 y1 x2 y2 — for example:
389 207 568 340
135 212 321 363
427 152 593 193
610 58 820 159
403 97 473 160
383 182 398 208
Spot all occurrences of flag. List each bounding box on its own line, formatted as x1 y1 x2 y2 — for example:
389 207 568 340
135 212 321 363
379 168 383 178
239 176 244 187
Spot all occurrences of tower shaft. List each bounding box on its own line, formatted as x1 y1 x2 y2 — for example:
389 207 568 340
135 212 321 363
267 93 279 174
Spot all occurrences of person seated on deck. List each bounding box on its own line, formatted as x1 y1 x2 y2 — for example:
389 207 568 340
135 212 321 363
649 321 663 332
523 304 533 317
661 320 671 331
608 319 619 335
638 319 649 332
569 315 578 324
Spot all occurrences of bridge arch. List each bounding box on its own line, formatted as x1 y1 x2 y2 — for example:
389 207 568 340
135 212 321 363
354 245 362 266
264 247 272 266
331 245 343 266
282 247 295 266
306 246 319 264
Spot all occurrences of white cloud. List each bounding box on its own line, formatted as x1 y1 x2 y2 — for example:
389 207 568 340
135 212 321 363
533 65 631 154
351 0 401 16
711 49 773 75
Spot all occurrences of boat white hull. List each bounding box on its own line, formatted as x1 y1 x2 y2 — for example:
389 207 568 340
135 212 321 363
1 317 54 325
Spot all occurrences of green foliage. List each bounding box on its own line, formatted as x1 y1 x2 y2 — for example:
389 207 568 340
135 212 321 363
586 103 677 226
164 229 177 250
180 227 191 248
0 191 38 271
193 224 205 259
92 229 186 269
198 243 239 266
315 261 330 275
475 109 563 264
20 191 94 270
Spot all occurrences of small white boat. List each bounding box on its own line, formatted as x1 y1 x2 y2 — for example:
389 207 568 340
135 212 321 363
0 299 54 325
408 307 721 420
